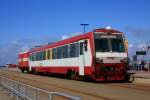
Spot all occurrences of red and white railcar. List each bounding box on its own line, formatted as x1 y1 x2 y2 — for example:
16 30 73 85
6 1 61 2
18 51 29 72
18 28 131 81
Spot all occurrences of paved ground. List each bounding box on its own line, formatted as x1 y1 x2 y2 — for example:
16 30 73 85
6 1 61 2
135 71 150 78
0 88 11 100
1 69 150 100
134 71 150 85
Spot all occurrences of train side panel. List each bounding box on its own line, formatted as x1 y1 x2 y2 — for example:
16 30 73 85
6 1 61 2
28 34 94 77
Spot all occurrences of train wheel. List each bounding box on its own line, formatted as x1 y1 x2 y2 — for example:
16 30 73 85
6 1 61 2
21 69 25 73
125 74 134 83
128 74 134 83
67 69 77 80
67 69 72 79
83 75 92 82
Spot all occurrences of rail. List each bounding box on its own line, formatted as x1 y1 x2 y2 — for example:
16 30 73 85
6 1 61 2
0 76 81 100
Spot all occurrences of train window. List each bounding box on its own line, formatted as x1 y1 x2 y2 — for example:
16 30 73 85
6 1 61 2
38 52 40 61
70 43 75 57
95 39 109 52
52 48 57 59
57 47 62 59
31 54 33 61
111 39 125 52
70 43 79 57
35 53 37 61
47 49 50 59
42 51 44 60
33 53 35 61
29 54 32 61
40 52 42 60
32 54 34 61
39 52 43 60
34 53 36 61
36 52 40 61
43 51 46 60
76 43 79 57
33 53 36 61
37 52 39 60
80 42 83 55
41 52 43 60
84 40 88 51
62 45 68 58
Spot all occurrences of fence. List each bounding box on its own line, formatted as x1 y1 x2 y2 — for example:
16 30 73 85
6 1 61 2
0 76 81 100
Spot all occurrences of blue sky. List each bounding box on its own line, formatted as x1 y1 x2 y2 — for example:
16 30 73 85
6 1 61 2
0 0 150 65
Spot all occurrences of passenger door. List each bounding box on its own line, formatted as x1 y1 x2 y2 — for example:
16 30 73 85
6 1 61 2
79 40 85 75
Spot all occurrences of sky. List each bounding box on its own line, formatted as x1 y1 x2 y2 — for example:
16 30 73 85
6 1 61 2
0 0 150 65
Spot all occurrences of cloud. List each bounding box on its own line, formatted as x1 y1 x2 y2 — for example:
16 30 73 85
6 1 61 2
61 35 69 40
125 26 150 39
0 39 39 66
61 32 82 40
0 36 58 66
128 42 149 59
128 44 134 48
70 32 82 37
0 43 21 65
11 40 20 45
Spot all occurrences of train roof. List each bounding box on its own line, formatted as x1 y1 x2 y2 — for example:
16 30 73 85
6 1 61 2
19 51 29 54
29 28 123 53
93 28 122 33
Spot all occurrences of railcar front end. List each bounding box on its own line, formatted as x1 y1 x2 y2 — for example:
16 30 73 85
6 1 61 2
92 28 130 81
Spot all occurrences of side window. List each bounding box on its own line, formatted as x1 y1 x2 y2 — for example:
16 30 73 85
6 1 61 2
31 54 33 61
35 53 37 61
80 42 83 55
33 53 36 61
47 49 50 59
37 52 40 61
70 43 79 57
62 45 68 58
57 47 62 59
52 48 57 59
43 51 46 60
41 51 43 60
29 54 32 61
39 52 42 60
70 43 76 57
84 40 88 51
76 43 79 57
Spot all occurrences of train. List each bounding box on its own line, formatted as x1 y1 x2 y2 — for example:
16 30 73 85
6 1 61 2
18 27 133 82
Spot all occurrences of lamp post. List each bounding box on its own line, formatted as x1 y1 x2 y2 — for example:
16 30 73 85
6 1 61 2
80 24 89 34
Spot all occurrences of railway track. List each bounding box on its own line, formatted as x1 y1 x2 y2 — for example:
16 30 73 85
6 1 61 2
1 69 150 100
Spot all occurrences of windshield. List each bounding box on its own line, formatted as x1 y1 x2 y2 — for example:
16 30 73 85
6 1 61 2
95 39 109 52
111 39 125 52
95 38 125 52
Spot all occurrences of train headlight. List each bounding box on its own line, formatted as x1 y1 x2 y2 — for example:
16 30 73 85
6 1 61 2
100 59 103 63
96 58 103 63
120 59 123 63
120 58 128 63
96 58 99 62
124 58 128 63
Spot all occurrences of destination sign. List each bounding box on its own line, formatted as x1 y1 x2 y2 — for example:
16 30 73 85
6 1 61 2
94 33 123 39
101 35 116 38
